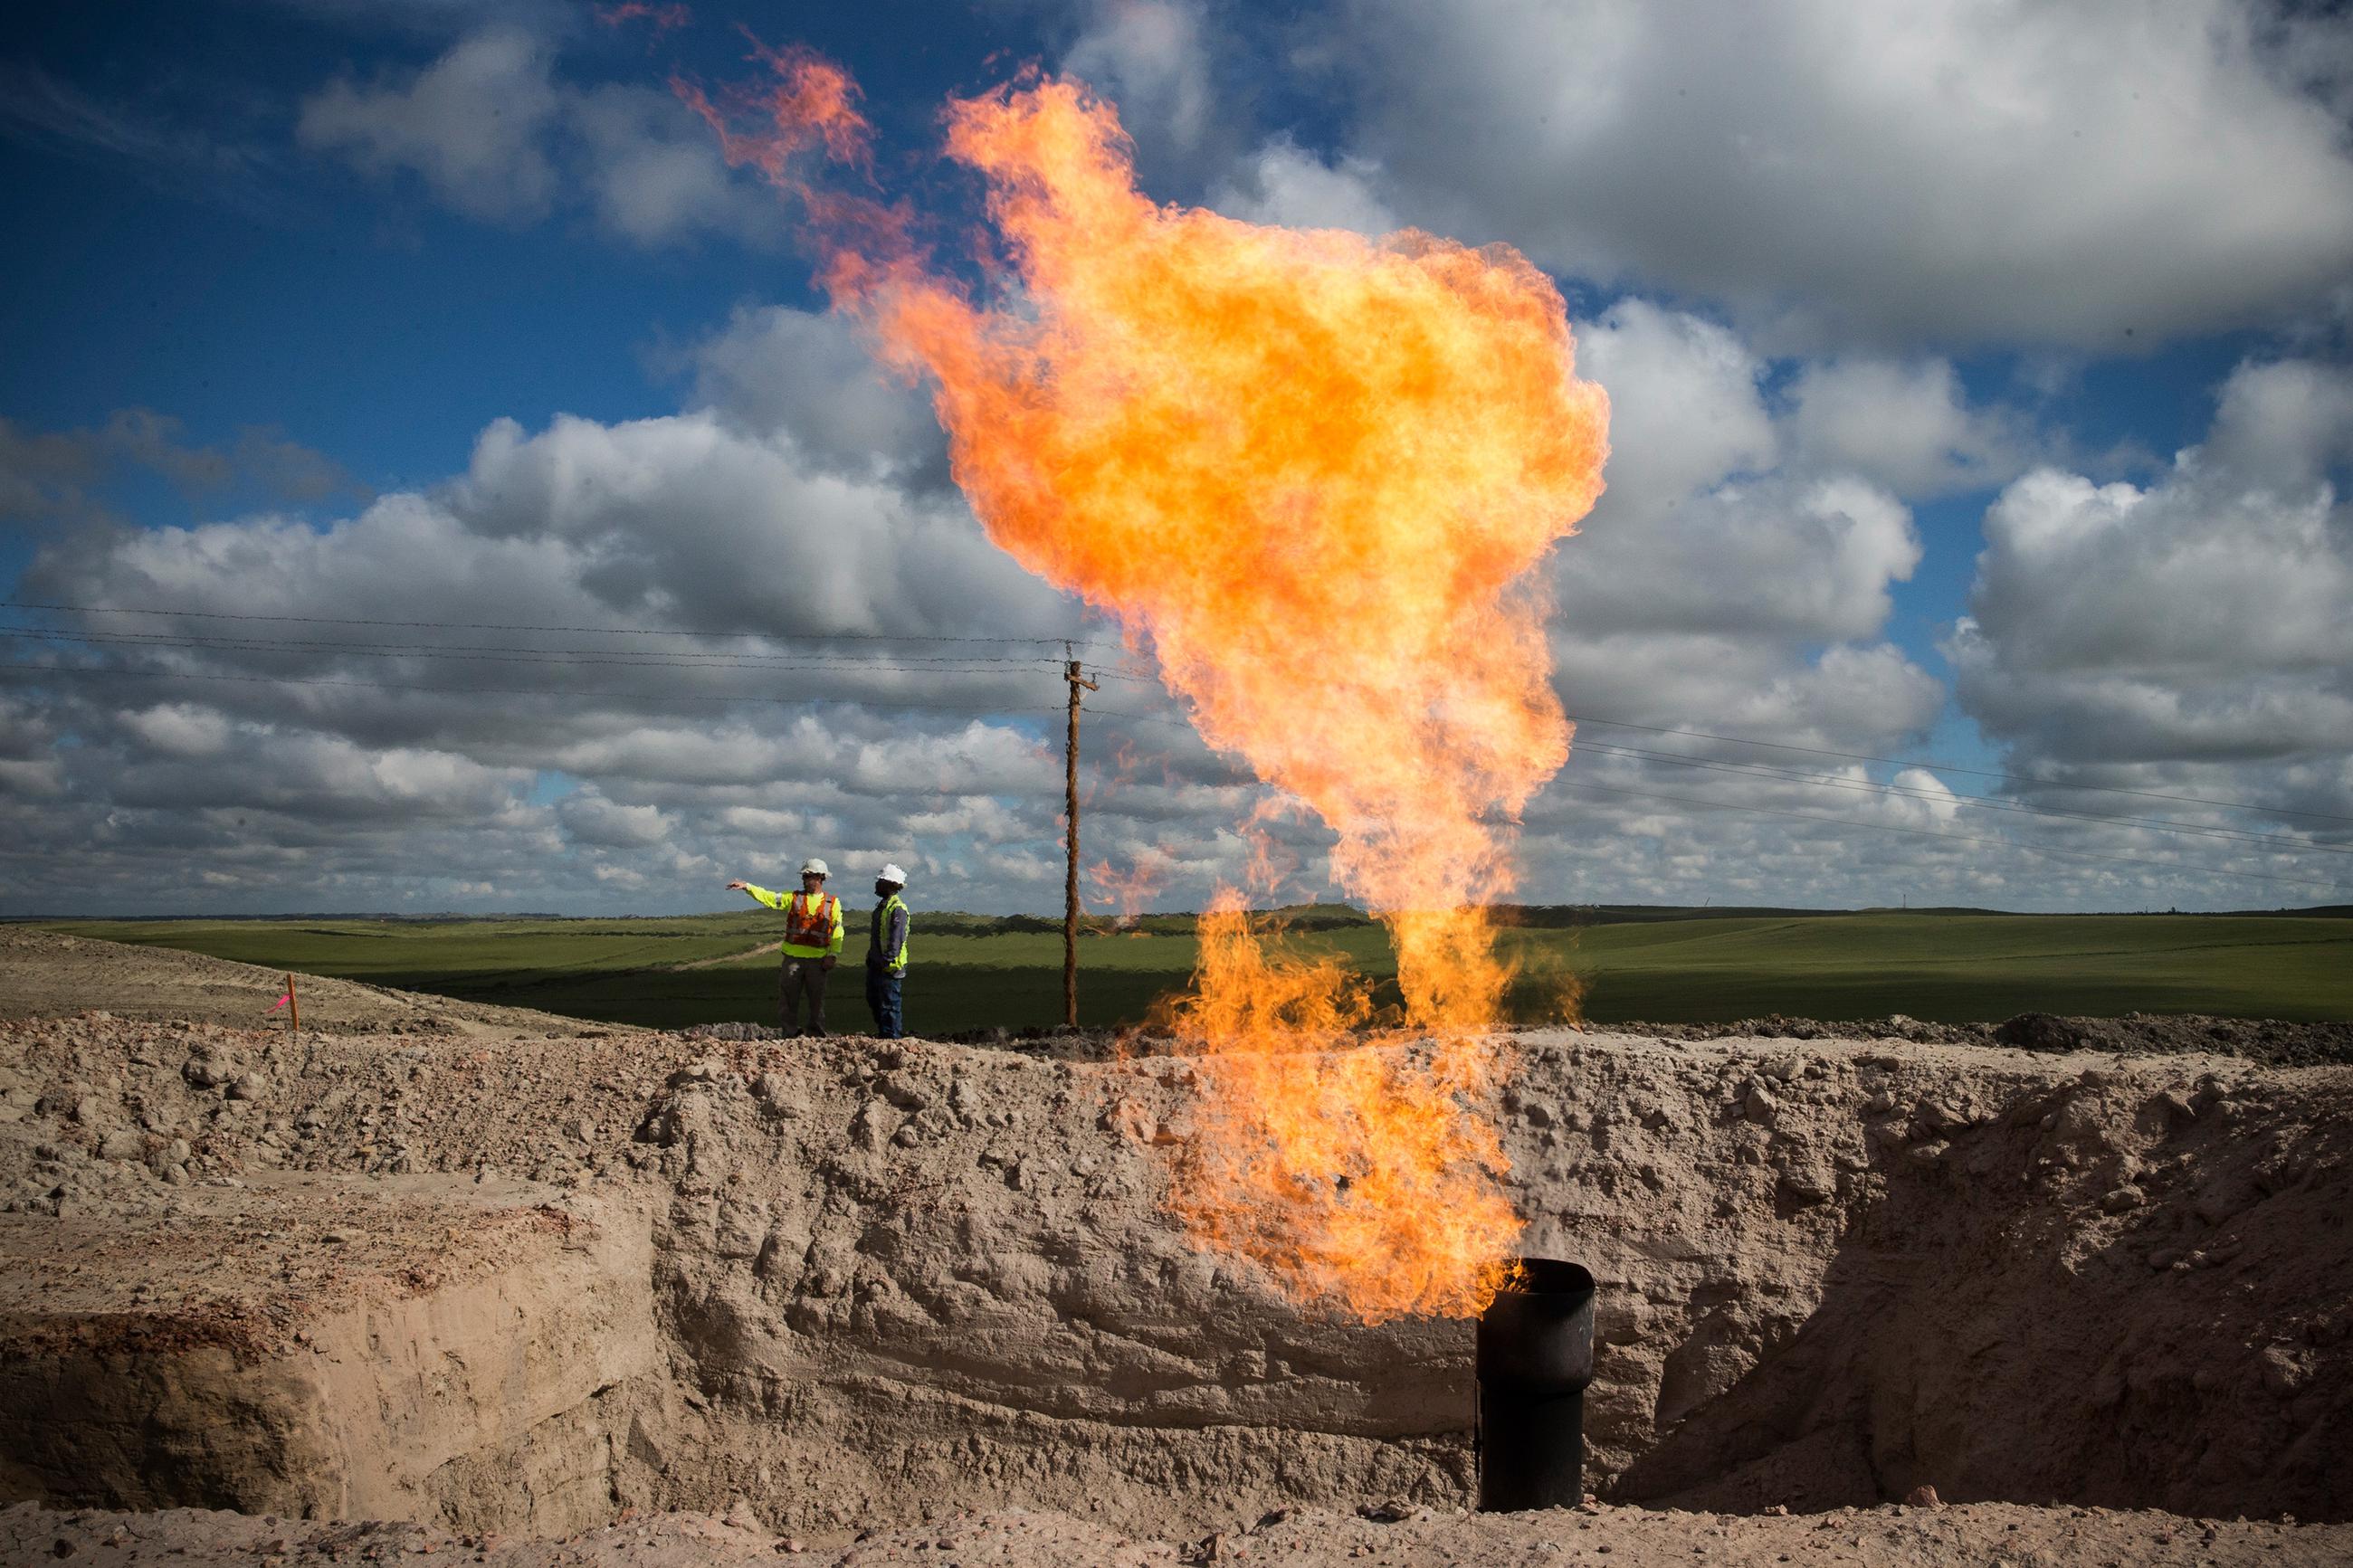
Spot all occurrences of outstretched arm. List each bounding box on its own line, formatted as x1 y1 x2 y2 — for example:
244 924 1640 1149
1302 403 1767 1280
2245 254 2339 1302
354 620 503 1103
728 879 787 911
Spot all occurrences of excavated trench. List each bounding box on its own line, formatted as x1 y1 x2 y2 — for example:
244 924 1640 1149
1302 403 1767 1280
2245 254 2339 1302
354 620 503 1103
3 1022 2348 1539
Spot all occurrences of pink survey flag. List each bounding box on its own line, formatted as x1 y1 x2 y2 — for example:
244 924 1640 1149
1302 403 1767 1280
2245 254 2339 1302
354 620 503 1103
270 991 291 1012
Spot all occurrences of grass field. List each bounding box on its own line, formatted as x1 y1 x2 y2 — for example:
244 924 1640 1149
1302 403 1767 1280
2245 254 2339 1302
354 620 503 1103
26 907 2352 1032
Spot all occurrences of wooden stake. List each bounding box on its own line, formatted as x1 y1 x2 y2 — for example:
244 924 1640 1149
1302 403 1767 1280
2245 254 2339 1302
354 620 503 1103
1063 652 1099 1028
286 972 300 1033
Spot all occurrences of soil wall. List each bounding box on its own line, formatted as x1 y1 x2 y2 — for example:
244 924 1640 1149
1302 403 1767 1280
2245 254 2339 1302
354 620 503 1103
613 1035 2351 1533
3 984 2347 1539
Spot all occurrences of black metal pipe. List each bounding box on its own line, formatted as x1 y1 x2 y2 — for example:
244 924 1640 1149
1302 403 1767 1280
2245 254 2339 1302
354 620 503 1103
1476 1257 1596 1512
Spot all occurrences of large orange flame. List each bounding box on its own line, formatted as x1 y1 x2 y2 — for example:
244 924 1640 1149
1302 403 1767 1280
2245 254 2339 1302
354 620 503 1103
690 56 1607 1321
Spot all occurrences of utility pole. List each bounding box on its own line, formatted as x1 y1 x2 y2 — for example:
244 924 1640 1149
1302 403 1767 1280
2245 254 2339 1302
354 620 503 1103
1063 649 1098 1027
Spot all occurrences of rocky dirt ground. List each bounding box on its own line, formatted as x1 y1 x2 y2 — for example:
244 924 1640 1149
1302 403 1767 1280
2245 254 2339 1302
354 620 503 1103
11 1497 2352 1568
3 927 2348 1566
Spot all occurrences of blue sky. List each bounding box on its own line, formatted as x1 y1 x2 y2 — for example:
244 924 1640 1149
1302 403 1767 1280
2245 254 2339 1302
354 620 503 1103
3 0 2350 916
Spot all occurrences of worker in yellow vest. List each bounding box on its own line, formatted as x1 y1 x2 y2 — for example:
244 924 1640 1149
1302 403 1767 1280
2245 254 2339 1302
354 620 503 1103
865 863 911 1040
726 858 844 1036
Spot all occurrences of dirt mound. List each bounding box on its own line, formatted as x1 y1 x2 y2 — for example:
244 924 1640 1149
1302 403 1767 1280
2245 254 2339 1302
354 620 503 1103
0 928 631 1039
3 934 2348 1557
3 1009 2348 1544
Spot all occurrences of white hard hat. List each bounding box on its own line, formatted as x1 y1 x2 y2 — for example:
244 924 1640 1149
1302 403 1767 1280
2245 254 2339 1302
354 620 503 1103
877 863 908 887
800 858 830 877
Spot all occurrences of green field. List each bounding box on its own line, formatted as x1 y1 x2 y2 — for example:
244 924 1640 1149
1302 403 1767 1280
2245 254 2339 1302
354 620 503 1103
26 907 2352 1032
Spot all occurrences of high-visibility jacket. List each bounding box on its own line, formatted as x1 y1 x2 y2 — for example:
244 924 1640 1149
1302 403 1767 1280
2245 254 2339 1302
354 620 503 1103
741 883 843 959
869 892 910 973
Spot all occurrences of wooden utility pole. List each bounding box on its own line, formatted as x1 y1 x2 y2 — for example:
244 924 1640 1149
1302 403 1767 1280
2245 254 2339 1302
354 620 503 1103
1063 651 1098 1027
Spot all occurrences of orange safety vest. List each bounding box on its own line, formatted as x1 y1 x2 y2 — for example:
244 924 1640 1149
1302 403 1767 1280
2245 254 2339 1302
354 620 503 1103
785 891 839 950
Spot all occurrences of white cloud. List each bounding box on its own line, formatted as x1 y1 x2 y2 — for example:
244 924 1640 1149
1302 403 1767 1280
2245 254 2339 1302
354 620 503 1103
6 257 2340 916
1951 357 2353 826
1322 0 2353 347
1563 472 1921 644
1786 357 2024 498
299 28 562 223
0 299 1150 916
0 758 66 798
559 787 675 846
1209 139 1397 235
567 82 776 247
1063 0 1217 157
685 305 948 488
296 25 774 246
1573 299 1776 513
120 704 233 758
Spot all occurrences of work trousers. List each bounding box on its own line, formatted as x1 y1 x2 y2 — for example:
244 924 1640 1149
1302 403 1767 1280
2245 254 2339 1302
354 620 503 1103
864 962 903 1040
779 955 830 1035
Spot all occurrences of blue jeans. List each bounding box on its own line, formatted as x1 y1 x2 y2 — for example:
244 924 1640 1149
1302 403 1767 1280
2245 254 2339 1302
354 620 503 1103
864 963 903 1039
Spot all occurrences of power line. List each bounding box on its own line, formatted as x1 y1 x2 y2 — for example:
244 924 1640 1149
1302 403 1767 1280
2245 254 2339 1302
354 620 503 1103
2 600 1122 651
2 628 1062 676
14 603 2348 884
0 660 1077 717
30 600 2337 826
1553 779 2350 895
10 658 2341 896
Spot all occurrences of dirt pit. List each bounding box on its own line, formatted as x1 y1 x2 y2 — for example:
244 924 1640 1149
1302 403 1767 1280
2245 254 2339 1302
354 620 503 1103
2 928 2348 1565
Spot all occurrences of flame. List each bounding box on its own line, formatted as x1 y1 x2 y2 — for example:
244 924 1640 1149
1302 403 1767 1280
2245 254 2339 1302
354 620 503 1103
698 55 1606 1321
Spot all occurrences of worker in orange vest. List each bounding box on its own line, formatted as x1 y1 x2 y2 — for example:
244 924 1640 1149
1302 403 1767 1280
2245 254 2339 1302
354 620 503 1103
727 858 845 1036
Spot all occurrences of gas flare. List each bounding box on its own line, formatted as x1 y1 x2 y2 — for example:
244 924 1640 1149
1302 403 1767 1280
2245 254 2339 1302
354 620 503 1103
691 55 1607 1321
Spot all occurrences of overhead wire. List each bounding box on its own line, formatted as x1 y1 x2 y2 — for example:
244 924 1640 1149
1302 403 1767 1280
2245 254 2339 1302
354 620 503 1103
2 628 1062 676
10 600 2339 822
7 605 2347 896
1 600 1124 651
0 660 1078 717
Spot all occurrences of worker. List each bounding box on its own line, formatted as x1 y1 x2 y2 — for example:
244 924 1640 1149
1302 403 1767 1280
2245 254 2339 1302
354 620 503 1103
726 859 843 1036
866 863 911 1040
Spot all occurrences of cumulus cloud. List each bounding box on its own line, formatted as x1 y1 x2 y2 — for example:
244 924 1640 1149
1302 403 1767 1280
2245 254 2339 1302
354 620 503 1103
1500 295 1993 903
1558 300 1928 659
1786 357 2026 499
558 786 675 846
17 275 2328 917
1951 356 2353 831
296 25 776 245
1063 0 1219 161
684 306 948 489
299 29 563 223
1320 0 2353 348
0 300 1193 915
1208 139 1397 235
1572 300 1776 512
